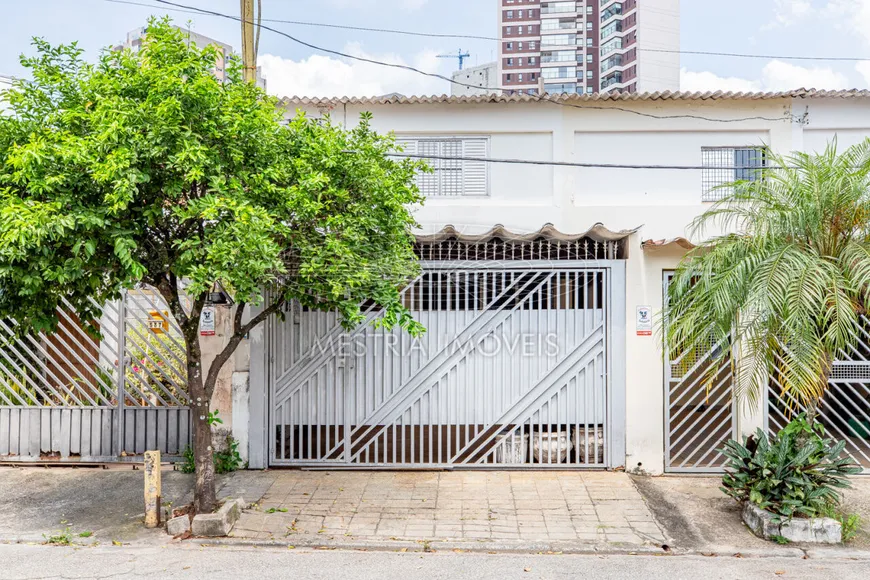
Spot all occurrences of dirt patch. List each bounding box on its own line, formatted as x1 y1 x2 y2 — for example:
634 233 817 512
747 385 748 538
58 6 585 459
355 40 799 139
631 475 787 552
632 475 870 553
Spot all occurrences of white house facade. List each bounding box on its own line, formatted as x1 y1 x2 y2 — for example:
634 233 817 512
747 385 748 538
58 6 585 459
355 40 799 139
231 90 870 475
4 88 870 475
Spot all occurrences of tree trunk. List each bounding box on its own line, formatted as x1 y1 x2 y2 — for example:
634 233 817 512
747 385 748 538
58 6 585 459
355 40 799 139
187 334 216 514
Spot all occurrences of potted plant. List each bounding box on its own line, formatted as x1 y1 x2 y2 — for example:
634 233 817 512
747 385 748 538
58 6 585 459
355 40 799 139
720 415 862 544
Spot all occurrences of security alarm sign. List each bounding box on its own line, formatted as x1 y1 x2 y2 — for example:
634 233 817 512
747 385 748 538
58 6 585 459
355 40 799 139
200 306 216 336
636 306 652 336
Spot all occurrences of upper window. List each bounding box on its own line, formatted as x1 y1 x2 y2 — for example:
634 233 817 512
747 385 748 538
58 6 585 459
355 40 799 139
397 137 490 197
701 147 767 202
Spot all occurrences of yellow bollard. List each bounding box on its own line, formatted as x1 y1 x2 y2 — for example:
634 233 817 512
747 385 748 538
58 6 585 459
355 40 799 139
144 450 162 528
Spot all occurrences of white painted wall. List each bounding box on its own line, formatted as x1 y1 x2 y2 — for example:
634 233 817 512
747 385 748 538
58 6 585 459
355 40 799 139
277 95 870 473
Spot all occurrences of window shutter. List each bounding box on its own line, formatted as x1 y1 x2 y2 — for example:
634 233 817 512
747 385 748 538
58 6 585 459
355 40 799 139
462 138 489 196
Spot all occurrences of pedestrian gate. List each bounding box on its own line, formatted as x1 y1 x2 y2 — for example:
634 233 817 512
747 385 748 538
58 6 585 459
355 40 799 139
663 273 735 473
0 287 191 462
268 262 621 468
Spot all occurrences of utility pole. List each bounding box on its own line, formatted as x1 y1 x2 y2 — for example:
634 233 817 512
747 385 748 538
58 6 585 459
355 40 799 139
240 0 260 84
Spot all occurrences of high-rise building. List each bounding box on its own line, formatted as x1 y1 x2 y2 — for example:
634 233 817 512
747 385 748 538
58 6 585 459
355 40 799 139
115 25 266 90
451 62 499 96
497 0 679 95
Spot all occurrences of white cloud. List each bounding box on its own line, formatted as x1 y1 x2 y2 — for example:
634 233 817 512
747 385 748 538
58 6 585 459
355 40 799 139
856 61 870 84
259 42 448 98
680 69 761 93
762 60 850 89
763 0 815 29
823 0 870 44
681 60 852 92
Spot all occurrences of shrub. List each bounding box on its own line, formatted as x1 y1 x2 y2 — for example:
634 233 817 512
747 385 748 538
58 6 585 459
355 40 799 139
720 415 861 519
180 435 245 475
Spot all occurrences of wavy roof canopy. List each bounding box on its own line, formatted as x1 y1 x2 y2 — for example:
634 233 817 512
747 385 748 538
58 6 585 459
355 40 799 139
415 223 637 244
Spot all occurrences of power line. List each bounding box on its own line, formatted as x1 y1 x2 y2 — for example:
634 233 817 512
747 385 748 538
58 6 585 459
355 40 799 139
149 0 791 124
375 151 789 171
104 0 870 62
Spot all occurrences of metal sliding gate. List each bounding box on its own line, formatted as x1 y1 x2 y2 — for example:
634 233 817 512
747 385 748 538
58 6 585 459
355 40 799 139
268 267 615 468
663 273 735 473
0 287 191 462
767 318 870 472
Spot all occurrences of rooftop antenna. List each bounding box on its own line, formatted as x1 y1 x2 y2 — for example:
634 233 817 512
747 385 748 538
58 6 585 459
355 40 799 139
437 49 471 70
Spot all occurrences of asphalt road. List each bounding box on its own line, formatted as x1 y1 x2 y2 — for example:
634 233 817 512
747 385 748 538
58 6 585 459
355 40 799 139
3 544 870 580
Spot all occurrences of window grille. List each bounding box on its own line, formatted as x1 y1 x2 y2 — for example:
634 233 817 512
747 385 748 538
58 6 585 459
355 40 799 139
414 236 625 261
701 147 766 202
396 137 489 197
401 271 606 311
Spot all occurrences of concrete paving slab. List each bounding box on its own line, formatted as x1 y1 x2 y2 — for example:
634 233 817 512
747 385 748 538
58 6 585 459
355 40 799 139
631 474 870 554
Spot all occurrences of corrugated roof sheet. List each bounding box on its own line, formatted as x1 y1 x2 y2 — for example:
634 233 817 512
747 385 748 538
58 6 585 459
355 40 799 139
280 89 870 107
416 223 637 243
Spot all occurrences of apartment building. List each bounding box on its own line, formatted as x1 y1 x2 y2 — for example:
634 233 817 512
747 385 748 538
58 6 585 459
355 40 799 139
115 25 266 90
497 0 680 95
451 62 500 96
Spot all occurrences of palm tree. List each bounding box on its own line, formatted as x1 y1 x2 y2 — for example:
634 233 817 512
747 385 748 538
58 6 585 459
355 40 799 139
664 140 870 420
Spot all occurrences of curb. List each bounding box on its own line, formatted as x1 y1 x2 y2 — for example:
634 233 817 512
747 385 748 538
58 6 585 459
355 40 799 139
193 537 870 560
197 536 673 556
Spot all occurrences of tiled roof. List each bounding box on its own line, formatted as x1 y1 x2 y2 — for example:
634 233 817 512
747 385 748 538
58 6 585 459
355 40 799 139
280 89 870 107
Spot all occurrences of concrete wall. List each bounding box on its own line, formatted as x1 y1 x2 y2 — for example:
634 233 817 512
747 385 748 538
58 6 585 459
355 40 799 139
261 95 870 473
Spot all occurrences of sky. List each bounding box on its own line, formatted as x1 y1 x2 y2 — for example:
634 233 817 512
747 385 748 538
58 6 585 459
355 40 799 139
1 0 870 96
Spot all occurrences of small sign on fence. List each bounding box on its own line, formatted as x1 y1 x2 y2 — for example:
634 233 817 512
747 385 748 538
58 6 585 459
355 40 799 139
200 306 216 336
147 310 170 334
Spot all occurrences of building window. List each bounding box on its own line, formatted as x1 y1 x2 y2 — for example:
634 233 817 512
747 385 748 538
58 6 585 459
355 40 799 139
518 9 524 18
507 57 514 65
701 147 767 202
397 137 490 197
586 53 593 63
528 25 534 33
507 10 514 18
586 5 593 14
586 37 593 46
528 56 536 65
518 73 524 82
506 74 512 81
518 42 524 50
530 72 536 80
506 42 514 50
586 86 594 94
586 21 593 30
586 70 593 79
506 26 513 35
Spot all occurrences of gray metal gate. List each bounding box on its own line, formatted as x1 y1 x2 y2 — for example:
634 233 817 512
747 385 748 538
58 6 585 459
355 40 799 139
767 319 870 472
0 287 191 462
663 273 735 473
268 266 620 468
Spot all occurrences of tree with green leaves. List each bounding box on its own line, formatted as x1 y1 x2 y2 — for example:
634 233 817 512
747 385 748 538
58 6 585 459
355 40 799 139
664 141 870 422
0 18 424 512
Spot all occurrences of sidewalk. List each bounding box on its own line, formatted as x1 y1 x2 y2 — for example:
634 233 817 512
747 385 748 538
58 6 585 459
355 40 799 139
231 471 668 549
2 465 868 557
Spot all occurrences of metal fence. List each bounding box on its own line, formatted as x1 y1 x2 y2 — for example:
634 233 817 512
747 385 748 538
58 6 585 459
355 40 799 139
0 287 191 462
767 322 870 472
